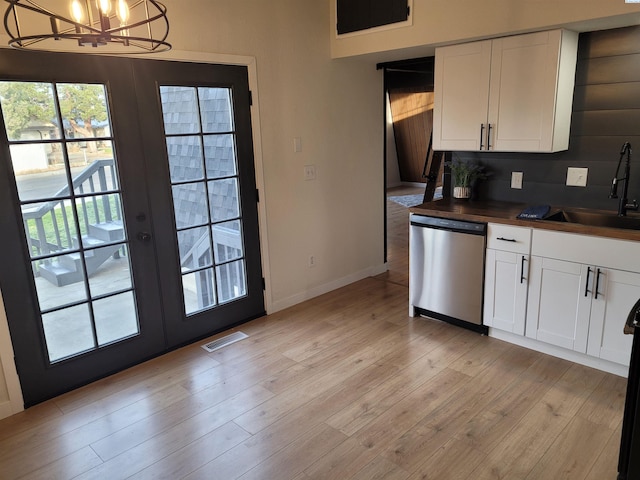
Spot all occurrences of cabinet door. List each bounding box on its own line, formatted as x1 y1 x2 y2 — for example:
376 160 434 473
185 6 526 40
433 40 492 151
487 30 561 152
526 256 591 352
484 250 528 335
588 268 638 366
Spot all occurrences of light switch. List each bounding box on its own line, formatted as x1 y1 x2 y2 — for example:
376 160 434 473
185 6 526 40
511 172 523 189
304 164 316 181
566 167 588 187
294 137 302 153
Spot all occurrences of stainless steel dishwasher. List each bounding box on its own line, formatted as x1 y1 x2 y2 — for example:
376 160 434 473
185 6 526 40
409 214 488 334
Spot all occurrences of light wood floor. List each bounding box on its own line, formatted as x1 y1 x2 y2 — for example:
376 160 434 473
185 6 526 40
0 185 628 479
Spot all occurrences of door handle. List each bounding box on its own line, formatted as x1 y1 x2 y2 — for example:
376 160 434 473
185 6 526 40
594 268 602 299
520 256 527 284
585 266 592 297
487 124 493 150
137 231 152 242
480 123 485 150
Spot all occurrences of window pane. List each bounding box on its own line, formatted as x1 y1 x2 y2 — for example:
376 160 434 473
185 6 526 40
182 268 216 314
212 220 243 264
178 227 211 272
208 178 239 222
216 260 246 304
33 255 88 311
68 141 118 194
11 143 68 202
172 182 208 229
198 87 233 133
166 136 204 183
56 83 110 140
42 304 95 362
204 134 237 179
160 86 199 134
94 292 139 345
75 193 124 244
0 81 61 142
23 199 79 258
87 244 132 296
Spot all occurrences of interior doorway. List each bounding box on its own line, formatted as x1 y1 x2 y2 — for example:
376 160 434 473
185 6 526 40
379 57 444 262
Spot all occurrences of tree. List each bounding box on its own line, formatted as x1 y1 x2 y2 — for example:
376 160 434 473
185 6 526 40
0 82 55 140
57 83 108 140
0 81 108 147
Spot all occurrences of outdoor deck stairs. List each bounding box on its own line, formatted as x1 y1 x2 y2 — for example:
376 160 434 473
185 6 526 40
38 221 124 287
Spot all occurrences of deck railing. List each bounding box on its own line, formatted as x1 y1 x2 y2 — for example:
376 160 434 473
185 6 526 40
22 159 121 258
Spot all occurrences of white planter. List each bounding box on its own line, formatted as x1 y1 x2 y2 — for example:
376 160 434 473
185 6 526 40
453 186 471 199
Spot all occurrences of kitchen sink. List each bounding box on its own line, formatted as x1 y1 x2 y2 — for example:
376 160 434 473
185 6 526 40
545 209 640 230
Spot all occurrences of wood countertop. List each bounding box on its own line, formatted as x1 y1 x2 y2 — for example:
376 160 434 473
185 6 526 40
409 198 640 242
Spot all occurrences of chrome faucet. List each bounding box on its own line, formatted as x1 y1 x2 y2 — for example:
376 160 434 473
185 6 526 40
610 142 639 216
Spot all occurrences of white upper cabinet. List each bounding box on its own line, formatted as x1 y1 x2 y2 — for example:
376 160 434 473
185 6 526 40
433 29 578 153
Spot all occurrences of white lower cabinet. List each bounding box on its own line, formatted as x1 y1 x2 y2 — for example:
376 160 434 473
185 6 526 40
525 256 591 353
587 268 639 365
484 227 640 371
484 250 528 335
525 256 637 366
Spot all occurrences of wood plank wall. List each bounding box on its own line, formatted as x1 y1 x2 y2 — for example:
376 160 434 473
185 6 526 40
458 25 640 210
388 89 434 183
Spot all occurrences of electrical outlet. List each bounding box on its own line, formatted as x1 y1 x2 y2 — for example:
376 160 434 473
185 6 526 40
511 172 523 189
304 165 316 181
566 167 588 187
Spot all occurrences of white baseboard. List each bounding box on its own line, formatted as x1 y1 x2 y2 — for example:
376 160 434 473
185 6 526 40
489 328 630 377
269 263 388 314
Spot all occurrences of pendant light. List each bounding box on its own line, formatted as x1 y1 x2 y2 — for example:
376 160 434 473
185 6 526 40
3 0 171 53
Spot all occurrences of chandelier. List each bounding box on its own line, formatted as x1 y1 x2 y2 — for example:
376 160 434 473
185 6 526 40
3 0 171 53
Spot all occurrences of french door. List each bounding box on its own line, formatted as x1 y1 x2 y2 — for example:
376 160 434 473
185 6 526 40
0 50 264 406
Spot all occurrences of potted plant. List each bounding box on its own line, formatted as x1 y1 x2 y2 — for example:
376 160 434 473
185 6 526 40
446 157 487 199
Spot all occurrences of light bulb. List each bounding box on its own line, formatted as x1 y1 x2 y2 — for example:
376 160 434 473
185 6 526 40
70 0 84 23
96 0 112 15
116 0 130 23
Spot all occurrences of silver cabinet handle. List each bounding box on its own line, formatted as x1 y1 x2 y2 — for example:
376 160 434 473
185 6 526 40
480 123 485 150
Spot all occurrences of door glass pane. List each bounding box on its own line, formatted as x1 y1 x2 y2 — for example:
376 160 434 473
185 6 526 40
212 220 243 263
42 304 95 362
159 86 199 134
160 85 248 315
10 143 68 202
198 87 233 133
57 83 110 140
33 255 88 311
167 136 204 182
94 292 139 345
0 82 61 142
178 227 211 272
204 134 237 178
208 178 240 223
216 260 247 303
172 183 208 229
182 268 216 315
0 81 140 364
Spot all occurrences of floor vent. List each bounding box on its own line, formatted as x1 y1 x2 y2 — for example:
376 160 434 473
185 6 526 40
201 331 248 353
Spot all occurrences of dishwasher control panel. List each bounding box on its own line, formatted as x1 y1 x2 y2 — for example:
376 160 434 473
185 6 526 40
410 214 486 235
